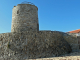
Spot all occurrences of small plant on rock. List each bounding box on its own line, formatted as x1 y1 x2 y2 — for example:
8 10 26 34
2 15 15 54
7 41 10 48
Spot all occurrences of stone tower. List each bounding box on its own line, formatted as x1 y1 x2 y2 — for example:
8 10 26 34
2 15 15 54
11 2 39 33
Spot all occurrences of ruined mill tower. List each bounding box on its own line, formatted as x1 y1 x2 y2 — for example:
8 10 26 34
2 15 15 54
11 2 39 33
0 1 80 60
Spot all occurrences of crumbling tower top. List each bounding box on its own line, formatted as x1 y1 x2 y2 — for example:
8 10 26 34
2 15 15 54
21 1 34 5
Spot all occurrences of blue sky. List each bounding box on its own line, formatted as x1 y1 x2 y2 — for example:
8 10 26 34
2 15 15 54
0 0 80 33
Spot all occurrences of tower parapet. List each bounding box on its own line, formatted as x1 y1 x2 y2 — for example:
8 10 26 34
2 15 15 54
11 2 39 33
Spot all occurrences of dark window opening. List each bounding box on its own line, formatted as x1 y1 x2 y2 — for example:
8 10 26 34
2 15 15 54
17 10 19 14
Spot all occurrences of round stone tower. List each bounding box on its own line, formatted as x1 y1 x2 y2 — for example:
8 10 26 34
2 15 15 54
11 2 39 33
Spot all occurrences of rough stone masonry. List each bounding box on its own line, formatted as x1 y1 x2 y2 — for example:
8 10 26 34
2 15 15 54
0 2 80 60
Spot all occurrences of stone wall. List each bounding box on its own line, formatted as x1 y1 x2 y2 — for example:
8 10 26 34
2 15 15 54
66 33 80 51
77 36 80 49
63 34 79 52
0 31 79 60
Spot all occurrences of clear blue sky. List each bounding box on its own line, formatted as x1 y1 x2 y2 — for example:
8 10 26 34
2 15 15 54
0 0 80 33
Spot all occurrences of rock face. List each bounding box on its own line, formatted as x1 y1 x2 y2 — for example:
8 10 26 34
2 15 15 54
0 31 72 60
26 31 72 59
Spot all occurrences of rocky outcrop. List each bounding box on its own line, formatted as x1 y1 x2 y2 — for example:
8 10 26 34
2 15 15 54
0 31 79 60
26 31 72 59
